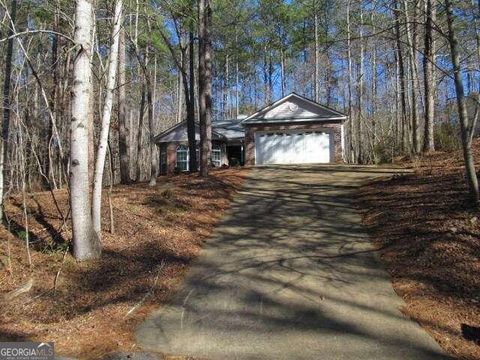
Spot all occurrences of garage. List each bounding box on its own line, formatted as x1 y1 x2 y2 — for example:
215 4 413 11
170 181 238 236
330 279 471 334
242 93 347 166
255 131 331 165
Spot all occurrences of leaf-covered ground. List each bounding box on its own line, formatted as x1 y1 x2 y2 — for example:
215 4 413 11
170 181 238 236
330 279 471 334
0 168 249 359
359 143 480 360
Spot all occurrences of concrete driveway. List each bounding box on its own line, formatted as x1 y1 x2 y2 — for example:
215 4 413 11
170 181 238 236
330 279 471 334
137 165 449 360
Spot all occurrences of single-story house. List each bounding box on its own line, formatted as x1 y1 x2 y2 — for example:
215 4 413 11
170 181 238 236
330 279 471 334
154 93 347 175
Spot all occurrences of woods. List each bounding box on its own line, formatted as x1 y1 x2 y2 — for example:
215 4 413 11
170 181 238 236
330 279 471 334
0 0 477 260
1 1 480 359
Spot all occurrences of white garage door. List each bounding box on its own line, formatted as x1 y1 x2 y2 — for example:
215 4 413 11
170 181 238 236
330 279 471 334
255 131 331 165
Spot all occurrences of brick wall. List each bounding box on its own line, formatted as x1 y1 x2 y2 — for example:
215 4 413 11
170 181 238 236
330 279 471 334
245 121 343 165
162 140 229 175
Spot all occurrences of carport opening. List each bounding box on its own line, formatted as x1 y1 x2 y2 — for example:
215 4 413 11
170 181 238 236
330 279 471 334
227 145 244 166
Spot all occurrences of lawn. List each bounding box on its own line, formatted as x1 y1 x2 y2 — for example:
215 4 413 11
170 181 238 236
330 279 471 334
0 168 249 359
359 143 480 360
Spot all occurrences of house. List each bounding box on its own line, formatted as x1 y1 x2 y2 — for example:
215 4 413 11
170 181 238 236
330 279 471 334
154 93 347 175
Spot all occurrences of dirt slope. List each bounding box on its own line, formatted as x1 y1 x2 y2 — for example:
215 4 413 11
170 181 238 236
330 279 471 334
360 143 480 360
0 169 248 359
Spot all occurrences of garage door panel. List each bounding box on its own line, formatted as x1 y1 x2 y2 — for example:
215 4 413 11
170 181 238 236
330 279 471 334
255 130 331 165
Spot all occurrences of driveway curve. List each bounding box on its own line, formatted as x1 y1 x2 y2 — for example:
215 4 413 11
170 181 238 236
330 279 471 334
137 165 449 360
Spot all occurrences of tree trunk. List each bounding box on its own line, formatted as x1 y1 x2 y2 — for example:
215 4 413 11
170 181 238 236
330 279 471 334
445 0 479 203
71 0 101 260
187 31 197 172
0 0 16 221
147 57 157 186
199 0 213 177
347 0 354 163
118 26 130 184
88 13 96 186
136 83 146 181
403 0 419 154
394 0 408 153
92 0 122 237
177 50 184 122
235 54 240 118
474 0 480 64
423 0 436 152
225 53 230 118
314 8 320 103
47 0 59 188
356 4 364 163
280 47 286 98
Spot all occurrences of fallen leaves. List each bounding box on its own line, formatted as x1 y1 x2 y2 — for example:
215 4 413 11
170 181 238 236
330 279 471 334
0 168 249 359
360 142 480 360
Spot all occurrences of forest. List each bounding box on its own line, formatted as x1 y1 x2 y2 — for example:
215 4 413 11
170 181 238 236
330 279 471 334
0 0 479 358
0 0 476 262
0 0 476 255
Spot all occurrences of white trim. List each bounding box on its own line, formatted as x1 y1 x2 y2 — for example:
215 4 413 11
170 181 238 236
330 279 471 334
243 93 297 122
176 145 189 172
244 116 346 124
243 93 347 123
254 129 333 165
212 145 222 167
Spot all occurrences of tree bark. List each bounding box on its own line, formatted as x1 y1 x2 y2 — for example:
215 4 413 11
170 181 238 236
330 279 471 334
147 56 157 186
47 0 60 188
0 0 16 221
347 0 354 163
423 0 436 152
88 12 96 186
394 0 408 153
199 0 213 177
314 7 320 103
356 4 364 163
118 26 130 184
136 83 146 181
92 0 122 237
71 0 101 260
403 0 419 154
187 30 197 172
445 0 479 203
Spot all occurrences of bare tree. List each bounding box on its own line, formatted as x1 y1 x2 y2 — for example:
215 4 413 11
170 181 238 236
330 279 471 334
314 2 320 103
92 0 123 237
199 0 213 177
403 0 420 154
71 0 101 260
423 0 436 152
445 0 479 203
394 0 408 152
188 30 197 172
118 26 130 184
0 0 16 221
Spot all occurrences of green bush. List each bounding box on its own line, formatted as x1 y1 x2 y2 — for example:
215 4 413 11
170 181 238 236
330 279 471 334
434 122 461 152
372 136 397 164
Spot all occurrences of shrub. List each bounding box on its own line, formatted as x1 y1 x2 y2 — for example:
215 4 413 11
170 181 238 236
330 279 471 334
434 122 461 152
372 136 397 164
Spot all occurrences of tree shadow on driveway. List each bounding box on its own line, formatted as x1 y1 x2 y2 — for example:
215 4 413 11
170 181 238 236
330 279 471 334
137 166 451 360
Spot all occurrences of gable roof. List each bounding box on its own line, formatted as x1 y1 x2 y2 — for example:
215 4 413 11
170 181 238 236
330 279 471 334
154 121 227 143
242 93 347 124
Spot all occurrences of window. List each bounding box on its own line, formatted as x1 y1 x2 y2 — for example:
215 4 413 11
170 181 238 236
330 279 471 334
176 145 189 172
212 145 222 167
